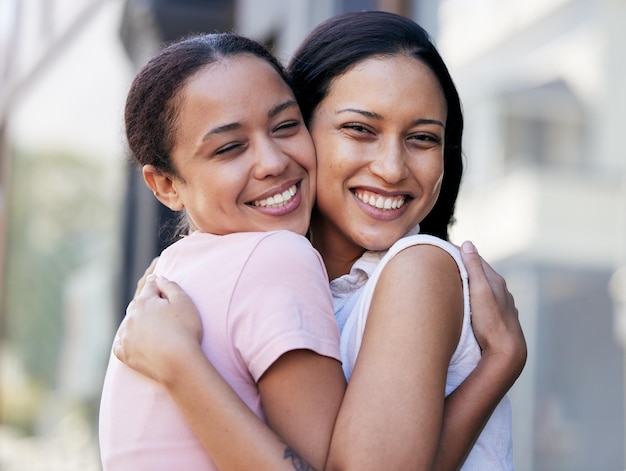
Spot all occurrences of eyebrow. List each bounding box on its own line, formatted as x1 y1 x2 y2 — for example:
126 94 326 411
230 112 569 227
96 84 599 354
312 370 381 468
337 107 444 128
268 100 299 119
202 100 299 142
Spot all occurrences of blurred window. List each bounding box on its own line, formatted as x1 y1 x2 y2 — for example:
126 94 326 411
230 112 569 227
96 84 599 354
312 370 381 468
501 80 587 171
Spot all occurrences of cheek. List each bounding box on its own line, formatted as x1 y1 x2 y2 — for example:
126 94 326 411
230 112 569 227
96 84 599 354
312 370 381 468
312 142 334 182
424 154 445 184
288 130 317 168
315 138 354 182
432 161 445 189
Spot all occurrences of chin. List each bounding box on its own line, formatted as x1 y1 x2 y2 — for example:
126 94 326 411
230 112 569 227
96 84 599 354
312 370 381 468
356 230 406 252
283 220 310 237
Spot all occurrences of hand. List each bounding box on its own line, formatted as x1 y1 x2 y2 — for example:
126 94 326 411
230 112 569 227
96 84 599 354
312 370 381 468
134 257 159 298
460 241 527 379
114 275 204 386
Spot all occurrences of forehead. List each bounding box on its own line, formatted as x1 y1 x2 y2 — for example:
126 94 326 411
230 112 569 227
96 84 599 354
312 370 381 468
175 54 294 127
334 54 441 92
183 54 288 99
171 54 296 155
323 54 446 116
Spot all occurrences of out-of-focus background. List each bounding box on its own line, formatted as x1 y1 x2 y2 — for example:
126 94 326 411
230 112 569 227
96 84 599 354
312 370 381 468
0 0 624 469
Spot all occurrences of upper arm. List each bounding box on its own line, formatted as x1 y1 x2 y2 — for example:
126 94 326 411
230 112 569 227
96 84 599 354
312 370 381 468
234 232 346 469
258 350 346 470
327 244 464 471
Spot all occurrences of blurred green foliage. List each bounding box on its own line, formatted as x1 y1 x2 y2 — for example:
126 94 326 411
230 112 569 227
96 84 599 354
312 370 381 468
2 148 121 429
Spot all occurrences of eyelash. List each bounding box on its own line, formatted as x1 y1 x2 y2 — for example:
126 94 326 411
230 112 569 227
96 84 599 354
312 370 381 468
343 123 371 134
214 120 301 156
215 142 243 155
274 120 300 132
343 124 442 144
410 134 441 144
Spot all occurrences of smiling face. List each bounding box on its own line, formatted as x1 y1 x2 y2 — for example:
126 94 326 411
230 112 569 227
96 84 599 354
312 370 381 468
151 54 316 236
309 54 447 273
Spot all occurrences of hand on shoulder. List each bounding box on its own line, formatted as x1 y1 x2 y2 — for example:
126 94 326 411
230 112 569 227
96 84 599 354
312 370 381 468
460 241 527 379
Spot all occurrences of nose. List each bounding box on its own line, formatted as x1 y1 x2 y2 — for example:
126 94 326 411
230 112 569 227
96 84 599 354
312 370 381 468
368 138 409 184
251 136 290 179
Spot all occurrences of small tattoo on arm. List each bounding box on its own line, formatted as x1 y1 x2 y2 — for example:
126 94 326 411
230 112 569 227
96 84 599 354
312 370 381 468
284 446 315 471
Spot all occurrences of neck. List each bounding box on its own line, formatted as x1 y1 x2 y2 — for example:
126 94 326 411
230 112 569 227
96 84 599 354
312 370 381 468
309 211 366 281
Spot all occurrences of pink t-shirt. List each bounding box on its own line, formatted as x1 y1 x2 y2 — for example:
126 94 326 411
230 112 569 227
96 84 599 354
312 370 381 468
99 230 341 470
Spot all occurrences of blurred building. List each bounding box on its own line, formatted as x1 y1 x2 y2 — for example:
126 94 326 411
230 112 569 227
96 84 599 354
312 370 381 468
117 0 626 469
439 0 626 469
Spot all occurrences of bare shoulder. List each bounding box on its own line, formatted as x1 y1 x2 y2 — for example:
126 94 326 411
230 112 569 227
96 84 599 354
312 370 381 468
382 242 461 282
365 241 464 368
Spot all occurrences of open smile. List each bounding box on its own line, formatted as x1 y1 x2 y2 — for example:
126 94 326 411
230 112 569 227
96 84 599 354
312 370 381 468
251 184 298 208
354 189 407 210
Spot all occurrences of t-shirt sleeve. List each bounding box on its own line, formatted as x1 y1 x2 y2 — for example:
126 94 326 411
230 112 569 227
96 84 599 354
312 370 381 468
228 231 341 382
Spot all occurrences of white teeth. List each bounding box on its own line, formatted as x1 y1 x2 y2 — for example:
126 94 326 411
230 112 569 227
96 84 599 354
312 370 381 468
356 190 405 210
253 185 297 208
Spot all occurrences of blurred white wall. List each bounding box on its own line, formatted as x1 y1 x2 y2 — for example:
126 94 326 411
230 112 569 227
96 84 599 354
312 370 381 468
7 0 133 159
439 0 626 469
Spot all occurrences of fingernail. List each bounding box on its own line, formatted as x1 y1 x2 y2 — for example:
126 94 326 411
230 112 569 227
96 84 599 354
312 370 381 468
146 274 157 283
461 241 477 254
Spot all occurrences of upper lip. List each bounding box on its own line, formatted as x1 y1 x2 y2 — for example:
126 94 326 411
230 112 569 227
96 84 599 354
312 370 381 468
351 185 414 199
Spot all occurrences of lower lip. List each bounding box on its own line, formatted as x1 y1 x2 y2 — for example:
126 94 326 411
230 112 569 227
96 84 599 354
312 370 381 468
352 192 408 221
251 186 303 217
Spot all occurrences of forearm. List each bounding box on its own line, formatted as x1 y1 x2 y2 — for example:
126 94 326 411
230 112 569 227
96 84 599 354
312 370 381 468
433 351 520 470
437 241 527 469
163 343 317 471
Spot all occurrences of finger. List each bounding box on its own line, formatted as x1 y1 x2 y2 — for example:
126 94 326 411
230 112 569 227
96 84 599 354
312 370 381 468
113 336 123 360
152 275 186 302
472 252 511 306
476 255 503 286
460 241 490 291
136 274 161 299
134 257 160 298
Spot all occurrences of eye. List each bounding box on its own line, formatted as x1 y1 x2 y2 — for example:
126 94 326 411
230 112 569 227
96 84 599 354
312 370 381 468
273 120 300 135
408 133 442 147
342 123 374 135
214 142 244 155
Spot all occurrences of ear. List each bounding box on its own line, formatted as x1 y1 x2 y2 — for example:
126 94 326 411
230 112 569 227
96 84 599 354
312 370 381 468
142 165 185 211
